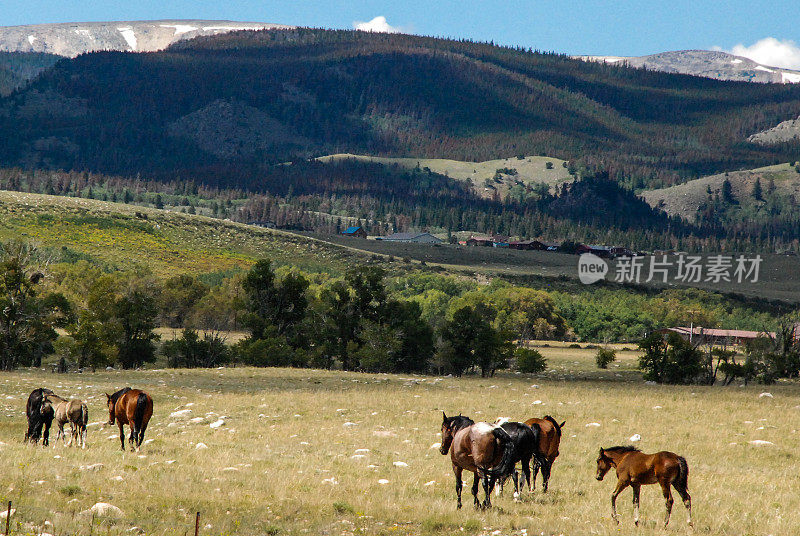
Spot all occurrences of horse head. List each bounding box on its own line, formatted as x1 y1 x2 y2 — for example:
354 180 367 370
105 393 115 425
596 448 612 481
440 412 453 455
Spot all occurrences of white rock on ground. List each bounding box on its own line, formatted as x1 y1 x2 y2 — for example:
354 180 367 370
169 409 192 419
378 479 390 484
393 461 409 467
83 503 123 518
195 442 209 450
0 509 15 520
209 419 225 429
759 392 774 398
585 422 601 427
429 442 441 449
629 434 641 442
749 440 775 446
79 463 104 471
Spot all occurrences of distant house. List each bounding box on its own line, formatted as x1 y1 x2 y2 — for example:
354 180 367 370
380 232 442 244
342 226 367 238
466 235 494 247
655 326 776 347
509 240 545 251
576 244 613 258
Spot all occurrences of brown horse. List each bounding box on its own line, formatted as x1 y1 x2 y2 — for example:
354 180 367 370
105 387 153 452
440 413 511 509
524 416 565 492
44 394 88 448
596 446 692 527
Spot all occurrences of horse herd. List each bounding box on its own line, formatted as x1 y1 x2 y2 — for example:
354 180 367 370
440 412 693 528
19 386 691 527
23 387 153 452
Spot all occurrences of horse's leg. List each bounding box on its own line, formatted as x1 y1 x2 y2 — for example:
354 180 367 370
453 465 463 510
531 459 539 492
129 420 137 452
137 421 148 449
480 470 492 509
660 481 674 528
512 469 521 501
471 473 480 509
42 420 50 447
118 422 125 451
631 484 641 527
610 480 629 524
541 458 552 492
673 481 692 527
521 458 532 496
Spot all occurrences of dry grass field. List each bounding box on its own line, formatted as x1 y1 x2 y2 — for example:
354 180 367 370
2 347 799 536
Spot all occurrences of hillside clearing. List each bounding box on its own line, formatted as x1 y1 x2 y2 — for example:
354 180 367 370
315 154 573 198
2 349 800 535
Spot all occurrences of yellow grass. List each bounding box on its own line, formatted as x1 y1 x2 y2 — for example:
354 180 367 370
1 347 799 535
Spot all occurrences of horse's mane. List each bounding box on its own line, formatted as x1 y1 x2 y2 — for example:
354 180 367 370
447 415 474 431
544 415 562 436
604 445 640 453
110 387 132 404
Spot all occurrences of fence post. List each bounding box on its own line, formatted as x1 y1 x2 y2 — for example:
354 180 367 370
194 512 200 536
5 501 10 536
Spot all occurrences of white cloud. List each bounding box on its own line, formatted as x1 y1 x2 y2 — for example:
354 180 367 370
718 37 800 70
353 16 400 34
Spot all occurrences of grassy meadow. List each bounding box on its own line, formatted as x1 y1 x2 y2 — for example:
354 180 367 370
2 346 799 536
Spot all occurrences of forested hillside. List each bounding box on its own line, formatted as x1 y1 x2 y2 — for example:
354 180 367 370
1 28 799 189
0 51 60 95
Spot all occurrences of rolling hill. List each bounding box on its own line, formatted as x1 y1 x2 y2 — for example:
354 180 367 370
0 28 799 192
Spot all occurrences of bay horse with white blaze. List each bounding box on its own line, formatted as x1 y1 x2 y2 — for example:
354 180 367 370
440 413 511 509
106 387 153 451
596 446 692 527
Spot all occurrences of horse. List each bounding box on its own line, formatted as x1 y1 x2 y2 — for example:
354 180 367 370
106 387 153 452
596 446 692 527
43 394 88 448
524 416 565 492
490 419 549 499
439 412 512 509
24 388 55 445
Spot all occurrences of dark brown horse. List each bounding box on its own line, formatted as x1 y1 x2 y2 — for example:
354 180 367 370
596 446 692 527
440 413 511 509
105 387 153 452
524 416 565 492
24 388 55 445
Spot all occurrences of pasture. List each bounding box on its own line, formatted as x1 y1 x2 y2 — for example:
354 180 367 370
1 346 799 536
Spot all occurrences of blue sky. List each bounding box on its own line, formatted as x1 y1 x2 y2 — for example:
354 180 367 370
3 0 800 62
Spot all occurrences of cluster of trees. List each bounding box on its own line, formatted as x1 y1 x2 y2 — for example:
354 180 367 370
3 236 796 381
638 323 800 385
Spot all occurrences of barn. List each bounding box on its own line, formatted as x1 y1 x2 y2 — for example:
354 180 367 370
341 226 367 238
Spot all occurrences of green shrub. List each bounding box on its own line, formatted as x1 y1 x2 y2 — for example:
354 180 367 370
515 347 547 373
333 501 355 515
595 347 616 369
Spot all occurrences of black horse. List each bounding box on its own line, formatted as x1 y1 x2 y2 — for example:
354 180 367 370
491 421 551 498
24 388 55 445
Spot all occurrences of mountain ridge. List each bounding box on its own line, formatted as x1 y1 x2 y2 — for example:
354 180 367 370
0 19 292 57
576 49 800 83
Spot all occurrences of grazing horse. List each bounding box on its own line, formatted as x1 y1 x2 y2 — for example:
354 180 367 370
24 388 55 445
44 394 88 448
439 412 511 509
491 420 549 498
524 416 565 492
596 446 692 527
106 388 153 452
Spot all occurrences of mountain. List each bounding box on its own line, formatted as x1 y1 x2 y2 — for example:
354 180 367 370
0 20 291 57
0 51 60 95
577 50 800 83
1 27 799 193
748 116 800 145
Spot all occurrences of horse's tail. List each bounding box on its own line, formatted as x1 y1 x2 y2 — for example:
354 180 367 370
488 426 516 479
676 456 689 491
528 422 551 472
134 393 148 431
544 415 562 437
